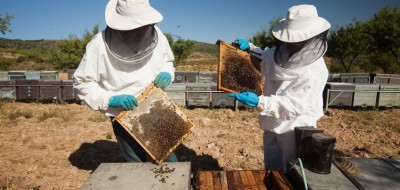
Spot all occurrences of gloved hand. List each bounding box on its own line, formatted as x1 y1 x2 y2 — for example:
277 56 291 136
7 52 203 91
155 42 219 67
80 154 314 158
234 38 250 51
227 91 259 107
108 94 138 110
154 72 172 88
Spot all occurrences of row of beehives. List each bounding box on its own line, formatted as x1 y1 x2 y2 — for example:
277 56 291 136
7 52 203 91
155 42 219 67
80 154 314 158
324 82 400 108
0 79 79 102
164 83 243 108
328 73 400 84
66 69 219 83
0 79 241 108
0 70 59 81
3 77 400 109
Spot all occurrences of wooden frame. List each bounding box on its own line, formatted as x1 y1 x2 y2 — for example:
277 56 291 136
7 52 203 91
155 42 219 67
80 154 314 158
115 83 195 164
216 40 264 95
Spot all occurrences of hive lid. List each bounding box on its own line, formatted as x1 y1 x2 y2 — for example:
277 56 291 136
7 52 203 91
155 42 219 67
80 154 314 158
216 40 263 95
115 83 195 164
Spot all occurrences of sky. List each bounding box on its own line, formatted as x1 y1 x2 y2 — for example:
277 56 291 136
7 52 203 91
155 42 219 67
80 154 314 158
1 0 399 44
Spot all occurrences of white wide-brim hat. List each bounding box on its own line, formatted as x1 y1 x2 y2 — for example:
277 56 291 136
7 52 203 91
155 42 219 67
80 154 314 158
272 4 331 43
105 0 163 31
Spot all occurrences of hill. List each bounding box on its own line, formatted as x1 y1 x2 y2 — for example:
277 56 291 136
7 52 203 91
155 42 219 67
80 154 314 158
0 37 218 71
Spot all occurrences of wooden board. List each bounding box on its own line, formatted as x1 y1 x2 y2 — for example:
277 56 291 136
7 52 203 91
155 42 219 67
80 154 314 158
194 170 292 190
115 83 195 164
216 40 263 95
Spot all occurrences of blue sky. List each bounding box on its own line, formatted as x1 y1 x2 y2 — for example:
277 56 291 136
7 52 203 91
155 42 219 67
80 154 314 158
1 0 399 44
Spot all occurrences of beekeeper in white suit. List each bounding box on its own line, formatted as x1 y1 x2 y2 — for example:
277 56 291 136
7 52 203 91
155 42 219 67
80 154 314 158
229 4 331 172
73 0 178 162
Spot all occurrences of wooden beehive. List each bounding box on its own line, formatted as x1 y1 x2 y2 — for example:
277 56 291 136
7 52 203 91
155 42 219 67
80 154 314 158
325 82 355 107
216 40 263 95
39 80 62 101
16 79 40 100
353 84 379 107
115 83 195 164
194 170 292 190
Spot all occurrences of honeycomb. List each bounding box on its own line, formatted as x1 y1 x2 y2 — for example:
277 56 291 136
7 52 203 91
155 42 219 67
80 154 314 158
115 84 195 164
217 40 263 95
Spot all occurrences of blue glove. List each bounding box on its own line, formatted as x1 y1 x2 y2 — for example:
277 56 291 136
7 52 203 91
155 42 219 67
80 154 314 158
108 94 139 110
154 72 172 88
235 38 250 51
227 91 259 107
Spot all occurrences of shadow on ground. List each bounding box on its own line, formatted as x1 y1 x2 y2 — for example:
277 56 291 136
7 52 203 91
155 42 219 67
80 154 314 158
68 140 222 173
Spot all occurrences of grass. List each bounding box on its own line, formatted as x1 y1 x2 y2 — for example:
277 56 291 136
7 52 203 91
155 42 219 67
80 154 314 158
105 131 113 139
8 109 34 120
37 107 72 122
88 111 109 122
351 108 400 130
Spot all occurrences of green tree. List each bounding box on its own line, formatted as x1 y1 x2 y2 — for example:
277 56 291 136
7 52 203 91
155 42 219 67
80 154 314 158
327 21 371 72
51 25 98 70
164 33 174 46
0 13 15 35
368 52 400 74
249 17 281 49
170 37 195 65
0 57 13 70
367 6 400 65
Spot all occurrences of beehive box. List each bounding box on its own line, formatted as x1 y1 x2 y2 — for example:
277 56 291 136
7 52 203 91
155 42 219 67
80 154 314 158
198 71 216 83
39 80 62 101
0 80 16 99
353 84 379 107
0 71 9 81
211 92 235 108
186 92 210 107
164 83 187 106
25 71 41 80
185 71 199 83
328 73 341 82
115 84 195 164
186 83 211 91
353 73 370 84
40 71 59 80
389 77 400 85
340 73 355 83
8 71 25 80
377 84 400 107
373 74 391 84
194 170 292 190
325 82 355 107
173 71 186 83
60 80 76 101
16 79 40 100
216 40 263 95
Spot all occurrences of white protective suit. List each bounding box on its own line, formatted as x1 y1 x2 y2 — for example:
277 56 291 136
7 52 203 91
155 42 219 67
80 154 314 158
249 43 328 172
73 26 175 117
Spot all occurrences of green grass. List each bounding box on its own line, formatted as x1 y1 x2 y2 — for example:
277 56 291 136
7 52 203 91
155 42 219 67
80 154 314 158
8 109 34 120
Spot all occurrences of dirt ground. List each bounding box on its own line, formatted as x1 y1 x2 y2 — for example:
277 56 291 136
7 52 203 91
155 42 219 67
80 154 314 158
0 101 399 189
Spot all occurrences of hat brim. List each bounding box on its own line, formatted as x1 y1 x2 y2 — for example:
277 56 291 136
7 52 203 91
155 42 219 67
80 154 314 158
272 17 330 43
105 0 163 31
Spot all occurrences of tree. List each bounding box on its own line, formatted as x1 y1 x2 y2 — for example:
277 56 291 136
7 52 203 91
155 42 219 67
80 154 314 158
172 38 195 65
367 6 400 65
0 13 15 35
51 25 99 70
327 21 371 72
164 33 174 46
249 17 282 49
